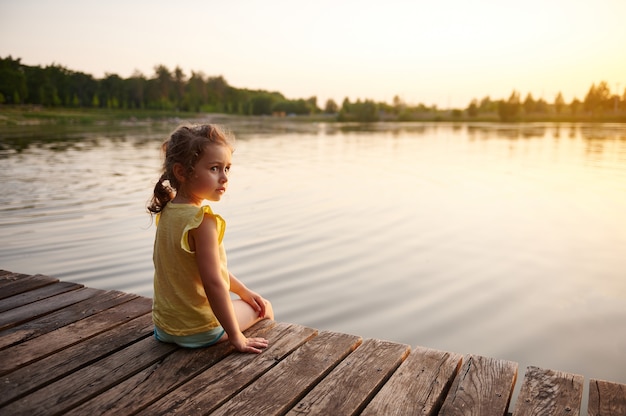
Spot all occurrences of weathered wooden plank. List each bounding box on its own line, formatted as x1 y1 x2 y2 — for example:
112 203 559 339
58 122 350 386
361 345 463 416
210 330 363 416
138 322 319 416
0 296 152 374
0 336 177 416
0 270 15 278
0 281 83 313
439 354 518 416
512 366 583 416
0 286 101 331
287 338 410 416
0 274 58 300
67 319 276 416
0 271 29 286
588 379 626 416
0 290 136 350
0 313 153 407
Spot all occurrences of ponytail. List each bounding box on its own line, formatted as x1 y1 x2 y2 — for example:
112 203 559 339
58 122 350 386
147 173 174 215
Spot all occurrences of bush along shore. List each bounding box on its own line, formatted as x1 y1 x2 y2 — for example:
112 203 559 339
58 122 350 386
1 105 625 127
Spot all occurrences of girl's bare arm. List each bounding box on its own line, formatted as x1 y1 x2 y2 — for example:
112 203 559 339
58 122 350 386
229 273 268 318
191 214 267 353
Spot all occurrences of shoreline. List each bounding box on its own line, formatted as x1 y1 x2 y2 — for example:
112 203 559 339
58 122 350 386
2 105 626 126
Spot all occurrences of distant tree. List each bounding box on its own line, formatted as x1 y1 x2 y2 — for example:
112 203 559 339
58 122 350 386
153 65 174 109
338 98 352 121
341 97 351 111
249 91 280 115
479 96 497 113
173 66 186 109
498 90 521 121
0 56 28 104
534 98 548 114
206 76 229 111
467 99 479 117
69 71 98 107
338 98 379 122
584 81 611 115
523 93 535 115
306 96 319 113
554 92 565 114
570 98 581 116
101 73 124 109
184 71 207 112
392 95 406 115
324 98 338 113
272 97 316 115
125 71 146 109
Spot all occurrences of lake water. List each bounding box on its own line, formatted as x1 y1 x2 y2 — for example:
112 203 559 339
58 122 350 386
1 118 625 408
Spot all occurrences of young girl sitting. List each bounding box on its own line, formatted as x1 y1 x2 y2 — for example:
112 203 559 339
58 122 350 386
147 124 274 353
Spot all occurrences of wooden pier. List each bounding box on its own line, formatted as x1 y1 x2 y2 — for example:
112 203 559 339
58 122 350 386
1 269 624 416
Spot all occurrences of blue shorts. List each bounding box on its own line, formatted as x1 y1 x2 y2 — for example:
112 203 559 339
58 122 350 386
153 325 225 348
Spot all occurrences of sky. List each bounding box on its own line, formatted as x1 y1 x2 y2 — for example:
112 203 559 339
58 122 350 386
1 0 625 109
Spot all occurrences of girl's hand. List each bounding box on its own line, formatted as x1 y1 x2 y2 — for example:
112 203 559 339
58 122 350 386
230 333 269 354
241 290 268 318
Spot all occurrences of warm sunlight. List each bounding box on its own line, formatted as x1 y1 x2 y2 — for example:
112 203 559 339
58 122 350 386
1 0 624 108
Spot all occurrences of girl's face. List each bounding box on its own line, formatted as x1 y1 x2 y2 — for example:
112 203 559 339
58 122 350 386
185 144 232 204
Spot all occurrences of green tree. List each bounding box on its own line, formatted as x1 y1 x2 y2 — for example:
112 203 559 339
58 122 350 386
324 98 338 113
152 65 174 109
0 56 28 104
204 76 228 112
101 73 124 109
338 98 379 122
479 96 497 113
184 71 207 112
249 91 279 115
125 71 146 109
173 66 186 109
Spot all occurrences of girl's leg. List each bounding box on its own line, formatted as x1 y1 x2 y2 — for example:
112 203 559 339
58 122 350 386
233 298 274 331
217 298 274 343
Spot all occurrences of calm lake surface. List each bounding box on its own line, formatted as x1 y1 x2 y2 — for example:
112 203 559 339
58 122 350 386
1 119 625 399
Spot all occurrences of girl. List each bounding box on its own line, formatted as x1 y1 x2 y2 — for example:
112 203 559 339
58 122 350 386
147 124 273 354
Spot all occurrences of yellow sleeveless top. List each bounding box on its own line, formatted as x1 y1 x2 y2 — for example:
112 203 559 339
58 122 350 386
152 203 230 336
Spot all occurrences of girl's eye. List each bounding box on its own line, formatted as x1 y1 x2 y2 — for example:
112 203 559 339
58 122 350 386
225 166 231 173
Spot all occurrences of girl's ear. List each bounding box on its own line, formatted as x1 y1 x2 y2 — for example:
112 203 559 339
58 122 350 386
172 163 187 183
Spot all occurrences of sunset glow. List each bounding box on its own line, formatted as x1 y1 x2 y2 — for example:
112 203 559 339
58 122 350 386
1 0 625 108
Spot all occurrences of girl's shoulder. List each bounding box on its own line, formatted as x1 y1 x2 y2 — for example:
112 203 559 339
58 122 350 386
191 204 226 242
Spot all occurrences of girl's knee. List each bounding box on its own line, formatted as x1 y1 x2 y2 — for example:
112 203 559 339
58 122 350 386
263 299 274 321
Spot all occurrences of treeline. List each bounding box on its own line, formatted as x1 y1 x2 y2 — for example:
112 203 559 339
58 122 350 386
339 82 625 122
1 56 625 122
0 56 320 116
484 83 626 122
